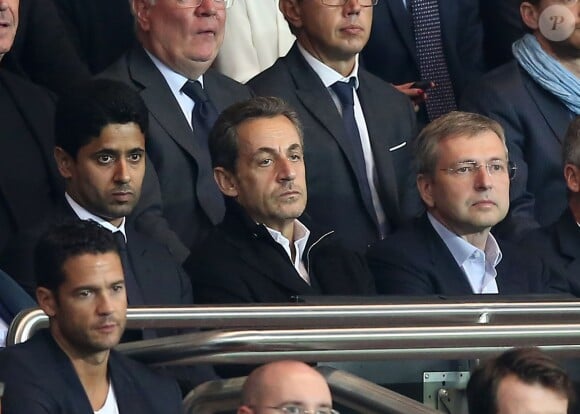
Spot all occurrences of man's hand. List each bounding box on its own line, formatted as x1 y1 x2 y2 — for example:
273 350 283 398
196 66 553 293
393 81 435 112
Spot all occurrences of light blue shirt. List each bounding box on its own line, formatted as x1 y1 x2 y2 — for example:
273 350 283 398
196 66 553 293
428 213 502 294
0 317 8 347
145 49 204 130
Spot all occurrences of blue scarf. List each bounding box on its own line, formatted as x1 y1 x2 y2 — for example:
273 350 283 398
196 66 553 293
513 34 580 114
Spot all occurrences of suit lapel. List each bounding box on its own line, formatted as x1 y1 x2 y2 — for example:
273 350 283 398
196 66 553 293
124 228 155 303
286 46 379 225
127 47 204 160
357 72 400 222
422 216 476 294
555 209 580 263
523 70 572 144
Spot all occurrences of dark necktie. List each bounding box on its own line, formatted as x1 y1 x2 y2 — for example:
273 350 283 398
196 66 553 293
180 80 225 224
331 79 377 226
410 0 457 120
113 231 144 306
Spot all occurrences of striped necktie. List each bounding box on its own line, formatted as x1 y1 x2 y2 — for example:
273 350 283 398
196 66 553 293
410 0 457 120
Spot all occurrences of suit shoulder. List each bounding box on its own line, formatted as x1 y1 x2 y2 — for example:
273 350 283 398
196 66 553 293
461 61 524 103
205 69 252 96
247 58 293 93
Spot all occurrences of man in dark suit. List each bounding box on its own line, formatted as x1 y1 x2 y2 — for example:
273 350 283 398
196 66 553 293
249 0 419 253
101 0 252 262
367 111 567 296
460 0 579 240
185 97 375 303
361 0 485 121
2 79 192 307
0 221 183 414
0 0 63 258
523 117 580 297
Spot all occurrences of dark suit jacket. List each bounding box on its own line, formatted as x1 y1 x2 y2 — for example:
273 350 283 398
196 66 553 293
3 0 90 94
523 208 580 298
0 201 192 306
100 46 252 261
0 269 35 324
361 0 485 100
184 200 376 303
0 69 62 256
367 214 568 296
249 44 420 253
460 61 574 240
52 0 136 74
0 330 183 414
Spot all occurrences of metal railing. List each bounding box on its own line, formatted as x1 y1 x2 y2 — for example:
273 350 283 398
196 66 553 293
183 366 439 414
10 299 580 363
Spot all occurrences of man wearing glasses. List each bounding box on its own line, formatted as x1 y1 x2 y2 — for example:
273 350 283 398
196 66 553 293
367 111 569 296
102 0 252 262
238 361 338 414
461 0 580 241
249 0 420 254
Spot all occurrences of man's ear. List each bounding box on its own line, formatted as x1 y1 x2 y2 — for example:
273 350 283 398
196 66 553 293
132 0 153 32
54 147 74 179
36 287 57 318
417 174 435 208
279 0 303 31
213 167 239 198
237 405 254 414
564 164 580 193
520 2 540 31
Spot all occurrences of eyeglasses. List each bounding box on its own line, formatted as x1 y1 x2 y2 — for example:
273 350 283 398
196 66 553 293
440 160 517 180
174 0 234 9
321 0 379 7
261 404 340 414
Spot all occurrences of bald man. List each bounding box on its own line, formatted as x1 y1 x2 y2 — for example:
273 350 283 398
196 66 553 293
238 361 338 414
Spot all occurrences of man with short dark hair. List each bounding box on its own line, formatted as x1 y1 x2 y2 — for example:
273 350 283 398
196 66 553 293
367 111 567 295
461 0 580 239
2 78 192 312
466 347 573 414
0 221 183 414
238 361 338 414
185 96 375 303
101 0 252 262
249 0 419 253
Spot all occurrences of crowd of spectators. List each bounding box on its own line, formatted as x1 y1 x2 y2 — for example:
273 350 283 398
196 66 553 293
0 0 579 412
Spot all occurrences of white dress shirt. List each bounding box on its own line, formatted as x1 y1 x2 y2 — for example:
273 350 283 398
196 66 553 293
65 193 127 241
266 220 311 284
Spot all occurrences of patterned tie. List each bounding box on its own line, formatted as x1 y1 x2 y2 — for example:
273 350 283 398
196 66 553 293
410 0 457 120
180 80 225 223
331 79 377 225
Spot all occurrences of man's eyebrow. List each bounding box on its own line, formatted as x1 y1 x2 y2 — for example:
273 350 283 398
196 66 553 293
288 143 303 151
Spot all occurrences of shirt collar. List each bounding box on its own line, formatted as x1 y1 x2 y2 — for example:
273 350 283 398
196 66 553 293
266 219 311 250
428 212 502 268
145 49 205 92
297 43 360 89
65 193 127 241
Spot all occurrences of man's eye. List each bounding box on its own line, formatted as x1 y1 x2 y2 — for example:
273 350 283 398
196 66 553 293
489 163 505 172
455 165 473 174
258 159 273 167
112 284 124 293
97 154 114 164
289 153 302 161
128 153 142 163
281 406 302 414
78 290 92 298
